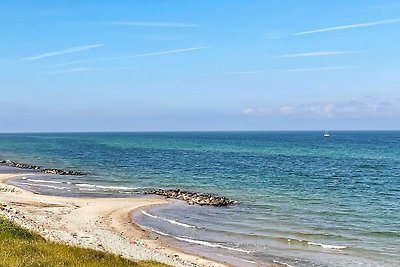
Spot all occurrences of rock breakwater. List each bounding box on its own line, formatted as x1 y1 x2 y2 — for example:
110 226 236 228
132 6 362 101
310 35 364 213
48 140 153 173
0 160 86 176
145 188 237 207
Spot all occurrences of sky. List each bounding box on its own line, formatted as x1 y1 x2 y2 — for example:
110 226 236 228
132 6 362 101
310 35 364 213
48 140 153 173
1 0 400 132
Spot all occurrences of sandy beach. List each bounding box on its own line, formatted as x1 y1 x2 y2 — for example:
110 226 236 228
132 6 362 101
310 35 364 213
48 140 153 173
0 172 227 267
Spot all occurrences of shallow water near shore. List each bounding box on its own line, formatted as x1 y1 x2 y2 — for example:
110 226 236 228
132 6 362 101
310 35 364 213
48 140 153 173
1 131 399 266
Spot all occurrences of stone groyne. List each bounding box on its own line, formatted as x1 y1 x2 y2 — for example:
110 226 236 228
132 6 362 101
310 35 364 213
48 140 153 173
145 188 237 207
0 160 86 176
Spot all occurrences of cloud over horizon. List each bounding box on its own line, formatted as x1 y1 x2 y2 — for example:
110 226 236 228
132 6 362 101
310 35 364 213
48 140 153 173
243 97 399 118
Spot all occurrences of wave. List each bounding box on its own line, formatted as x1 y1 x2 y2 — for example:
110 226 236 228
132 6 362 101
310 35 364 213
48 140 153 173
294 231 339 238
174 236 251 253
307 241 347 250
75 183 139 191
152 229 170 236
78 187 97 191
366 231 400 238
96 185 139 190
25 178 63 184
273 260 295 267
141 210 196 228
76 183 100 188
20 182 67 190
237 258 256 264
278 238 347 250
138 224 251 254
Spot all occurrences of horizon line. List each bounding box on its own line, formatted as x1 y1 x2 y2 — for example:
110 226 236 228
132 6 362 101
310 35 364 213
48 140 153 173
1 129 399 134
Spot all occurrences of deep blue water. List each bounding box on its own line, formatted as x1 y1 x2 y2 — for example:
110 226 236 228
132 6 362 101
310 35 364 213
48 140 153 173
0 131 399 266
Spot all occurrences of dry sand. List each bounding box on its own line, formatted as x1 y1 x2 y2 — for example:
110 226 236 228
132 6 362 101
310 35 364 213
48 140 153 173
0 172 227 267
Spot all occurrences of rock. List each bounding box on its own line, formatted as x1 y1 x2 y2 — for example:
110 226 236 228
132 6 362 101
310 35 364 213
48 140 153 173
0 159 86 176
40 168 86 176
144 188 237 207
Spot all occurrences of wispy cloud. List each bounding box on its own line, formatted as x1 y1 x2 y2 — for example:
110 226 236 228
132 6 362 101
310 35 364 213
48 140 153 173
286 66 355 72
278 51 359 58
211 65 353 76
41 46 209 72
213 70 265 76
22 44 104 61
99 21 198 27
94 46 209 61
39 67 95 74
294 18 400 36
44 46 209 67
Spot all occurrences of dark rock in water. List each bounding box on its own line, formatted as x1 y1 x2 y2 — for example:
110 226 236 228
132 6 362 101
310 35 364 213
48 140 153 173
40 168 86 176
0 159 86 176
0 160 41 170
144 188 237 207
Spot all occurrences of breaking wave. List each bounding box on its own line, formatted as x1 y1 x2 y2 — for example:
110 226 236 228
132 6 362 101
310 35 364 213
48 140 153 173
75 183 139 191
141 210 196 228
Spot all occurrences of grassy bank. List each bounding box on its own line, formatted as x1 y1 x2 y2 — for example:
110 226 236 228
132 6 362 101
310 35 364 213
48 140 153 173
0 215 170 267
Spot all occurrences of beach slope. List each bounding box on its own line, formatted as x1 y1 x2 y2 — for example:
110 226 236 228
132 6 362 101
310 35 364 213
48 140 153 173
0 173 226 267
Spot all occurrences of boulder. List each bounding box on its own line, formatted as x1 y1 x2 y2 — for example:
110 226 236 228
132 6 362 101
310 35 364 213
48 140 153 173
145 188 237 207
0 159 86 176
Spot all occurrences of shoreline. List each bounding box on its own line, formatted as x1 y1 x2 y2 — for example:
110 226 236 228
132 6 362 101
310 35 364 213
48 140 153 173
0 171 228 267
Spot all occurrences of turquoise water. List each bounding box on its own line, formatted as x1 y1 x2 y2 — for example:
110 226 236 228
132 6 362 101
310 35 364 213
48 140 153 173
0 132 399 266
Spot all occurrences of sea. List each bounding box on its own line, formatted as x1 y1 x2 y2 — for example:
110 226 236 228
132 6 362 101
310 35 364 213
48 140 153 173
0 131 399 266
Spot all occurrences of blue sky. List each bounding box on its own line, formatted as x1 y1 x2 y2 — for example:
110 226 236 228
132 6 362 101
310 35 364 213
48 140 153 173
1 0 400 132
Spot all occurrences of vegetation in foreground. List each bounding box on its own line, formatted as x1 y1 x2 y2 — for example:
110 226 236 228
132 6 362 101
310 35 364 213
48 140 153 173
0 214 170 267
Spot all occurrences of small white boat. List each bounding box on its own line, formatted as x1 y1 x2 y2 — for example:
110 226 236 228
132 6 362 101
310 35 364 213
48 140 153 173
323 131 330 137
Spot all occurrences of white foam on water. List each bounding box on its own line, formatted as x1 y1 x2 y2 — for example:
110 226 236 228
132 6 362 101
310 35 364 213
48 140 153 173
285 238 347 250
26 178 63 184
174 236 251 253
20 182 67 190
137 223 251 254
136 223 170 237
95 184 139 190
75 183 138 191
78 188 97 191
307 241 347 250
141 210 196 228
76 183 96 188
152 229 170 236
273 260 295 267
240 258 257 264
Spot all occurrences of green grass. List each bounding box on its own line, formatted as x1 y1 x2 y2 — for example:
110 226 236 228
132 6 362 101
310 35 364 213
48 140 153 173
0 215 171 267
